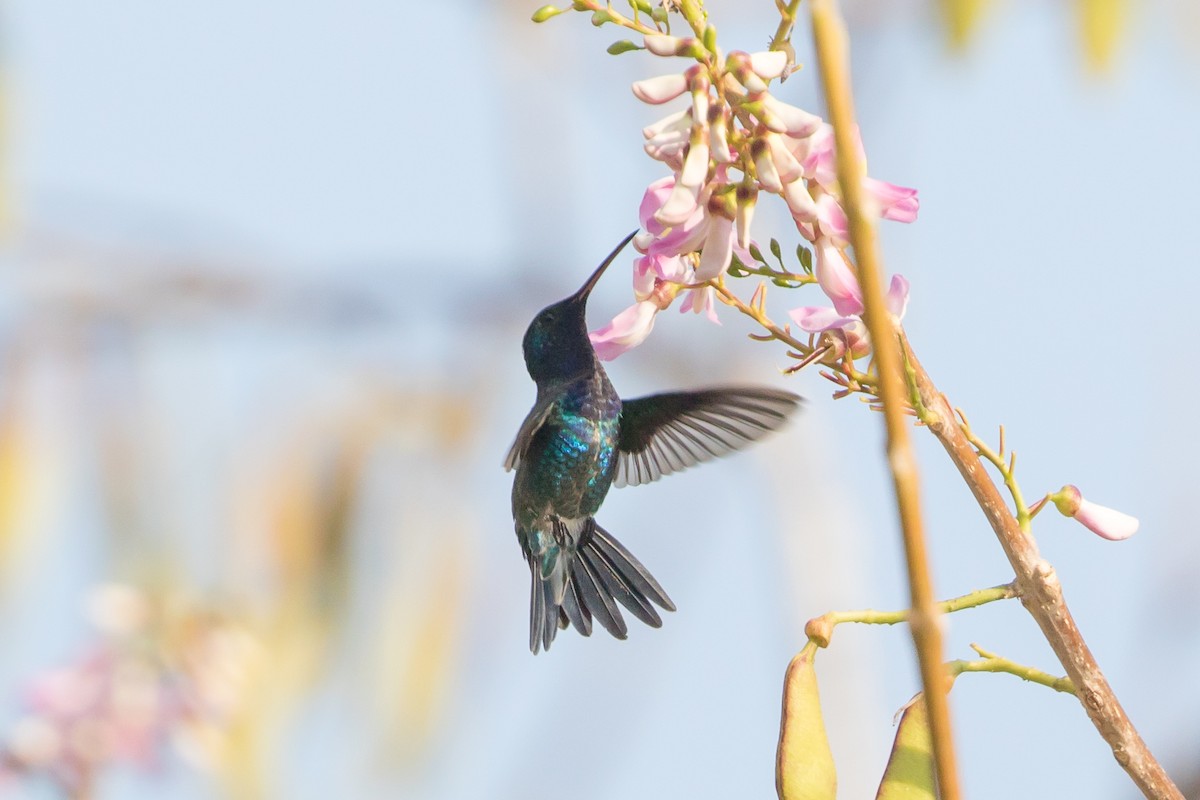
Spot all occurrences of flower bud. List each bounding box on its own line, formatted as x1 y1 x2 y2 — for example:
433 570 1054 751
1051 485 1138 541
643 34 702 57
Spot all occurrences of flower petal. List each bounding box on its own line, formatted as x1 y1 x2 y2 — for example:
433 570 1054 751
655 180 701 226
814 238 863 317
865 177 920 224
748 50 788 80
1075 498 1139 541
632 73 689 104
885 274 910 321
590 301 659 360
695 214 735 281
789 305 853 333
764 95 822 138
680 285 721 323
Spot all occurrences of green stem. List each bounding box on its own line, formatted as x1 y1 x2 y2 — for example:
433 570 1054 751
949 643 1076 695
806 583 1017 646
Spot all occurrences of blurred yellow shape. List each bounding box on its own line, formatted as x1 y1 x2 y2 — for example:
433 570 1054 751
1078 0 1126 71
939 0 989 50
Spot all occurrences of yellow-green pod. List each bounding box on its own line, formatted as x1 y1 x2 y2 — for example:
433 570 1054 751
874 694 935 800
775 643 836 800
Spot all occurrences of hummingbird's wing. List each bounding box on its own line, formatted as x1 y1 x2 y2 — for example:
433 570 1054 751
614 387 801 488
503 392 558 472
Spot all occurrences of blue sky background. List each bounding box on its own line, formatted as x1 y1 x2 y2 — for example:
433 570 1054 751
0 1 1197 798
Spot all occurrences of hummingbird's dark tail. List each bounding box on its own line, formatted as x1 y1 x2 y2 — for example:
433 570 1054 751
529 521 675 654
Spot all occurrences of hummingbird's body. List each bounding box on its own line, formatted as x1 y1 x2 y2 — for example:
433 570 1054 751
506 232 801 653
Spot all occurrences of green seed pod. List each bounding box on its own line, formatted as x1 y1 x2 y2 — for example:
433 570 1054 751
875 695 935 800
775 644 837 800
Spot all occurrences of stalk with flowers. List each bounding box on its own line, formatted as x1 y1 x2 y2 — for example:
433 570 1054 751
533 1 1182 799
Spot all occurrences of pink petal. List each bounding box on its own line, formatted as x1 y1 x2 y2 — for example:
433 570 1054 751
709 107 735 163
885 274 910 321
655 180 701 226
763 95 822 138
633 255 657 299
782 178 819 222
694 214 735 281
1075 498 1139 541
814 238 863 316
680 285 721 323
648 253 689 282
643 108 690 140
815 194 849 245
590 301 659 361
644 34 688 57
735 189 756 249
766 132 803 184
789 305 853 333
753 143 783 193
865 177 920 223
679 138 710 188
632 73 689 104
639 176 678 235
748 50 788 80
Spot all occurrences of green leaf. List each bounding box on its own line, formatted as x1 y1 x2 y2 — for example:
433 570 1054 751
874 695 935 800
776 645 837 800
606 39 642 55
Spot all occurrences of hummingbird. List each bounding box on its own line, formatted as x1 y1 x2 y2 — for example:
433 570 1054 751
505 231 802 653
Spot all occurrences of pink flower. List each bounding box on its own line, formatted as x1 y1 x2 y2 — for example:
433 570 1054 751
1049 485 1139 541
813 238 863 316
789 247 909 361
632 73 689 104
590 300 660 361
865 177 920 223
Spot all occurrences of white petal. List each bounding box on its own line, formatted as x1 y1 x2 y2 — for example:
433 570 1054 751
632 73 689 104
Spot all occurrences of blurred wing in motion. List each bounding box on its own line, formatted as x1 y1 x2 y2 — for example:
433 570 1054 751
613 387 801 488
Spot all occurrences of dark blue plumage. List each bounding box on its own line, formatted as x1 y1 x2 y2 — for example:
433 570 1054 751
505 232 802 653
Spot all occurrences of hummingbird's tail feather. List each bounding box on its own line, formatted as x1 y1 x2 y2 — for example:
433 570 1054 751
527 519 674 654
560 576 593 637
588 524 676 613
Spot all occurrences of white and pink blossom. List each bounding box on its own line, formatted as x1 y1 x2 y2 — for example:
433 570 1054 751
1049 485 1139 541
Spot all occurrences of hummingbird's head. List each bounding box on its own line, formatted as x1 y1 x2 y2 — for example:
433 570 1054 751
522 231 636 384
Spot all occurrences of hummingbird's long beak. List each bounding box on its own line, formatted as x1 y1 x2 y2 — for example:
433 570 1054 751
570 230 638 302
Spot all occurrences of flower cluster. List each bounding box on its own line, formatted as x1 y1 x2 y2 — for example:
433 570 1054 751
590 35 919 361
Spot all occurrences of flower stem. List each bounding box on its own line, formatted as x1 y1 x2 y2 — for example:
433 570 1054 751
806 582 1017 646
948 643 1076 695
809 3 963 798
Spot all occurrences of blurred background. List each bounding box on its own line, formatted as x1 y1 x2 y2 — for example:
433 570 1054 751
0 0 1196 798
